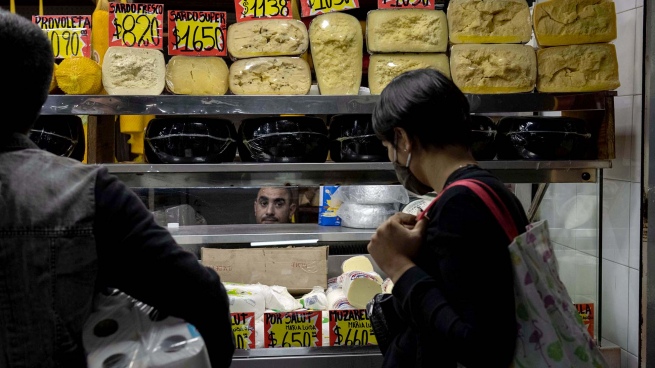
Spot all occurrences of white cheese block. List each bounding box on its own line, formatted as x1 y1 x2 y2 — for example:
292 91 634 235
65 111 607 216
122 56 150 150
326 286 355 310
309 12 362 95
450 44 536 94
536 44 620 93
447 0 532 44
368 53 450 95
227 19 309 59
102 46 165 95
341 255 374 273
229 57 311 95
341 271 383 309
228 292 266 320
165 56 229 95
366 9 448 53
533 0 617 47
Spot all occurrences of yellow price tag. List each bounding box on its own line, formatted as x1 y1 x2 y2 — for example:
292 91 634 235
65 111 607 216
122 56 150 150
231 312 256 350
234 0 292 22
168 11 227 56
264 311 322 348
329 309 377 346
300 0 359 17
32 15 92 59
109 3 164 49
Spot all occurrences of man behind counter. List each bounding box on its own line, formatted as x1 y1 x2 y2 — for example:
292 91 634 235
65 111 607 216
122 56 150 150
254 187 297 224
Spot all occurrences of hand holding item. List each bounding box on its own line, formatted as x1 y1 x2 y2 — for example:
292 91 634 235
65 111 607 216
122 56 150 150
367 212 428 283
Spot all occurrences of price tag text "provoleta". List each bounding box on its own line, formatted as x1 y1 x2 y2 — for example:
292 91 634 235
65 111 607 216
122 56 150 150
32 15 92 59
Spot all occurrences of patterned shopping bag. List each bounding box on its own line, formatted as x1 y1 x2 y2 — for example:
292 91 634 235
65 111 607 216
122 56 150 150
447 180 609 368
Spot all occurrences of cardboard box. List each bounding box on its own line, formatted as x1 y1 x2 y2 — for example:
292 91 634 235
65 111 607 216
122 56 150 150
201 246 328 294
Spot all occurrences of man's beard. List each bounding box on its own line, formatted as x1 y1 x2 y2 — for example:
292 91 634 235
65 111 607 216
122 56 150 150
261 216 279 223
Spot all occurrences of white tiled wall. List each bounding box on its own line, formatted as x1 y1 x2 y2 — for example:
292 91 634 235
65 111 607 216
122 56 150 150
537 1 645 366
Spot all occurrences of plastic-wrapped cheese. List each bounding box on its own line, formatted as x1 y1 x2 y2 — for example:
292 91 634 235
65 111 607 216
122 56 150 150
102 46 165 95
366 9 448 53
533 0 617 46
229 57 311 95
368 53 450 95
450 44 536 94
165 56 229 95
341 255 374 273
447 0 531 44
309 12 362 95
341 271 383 309
227 19 309 59
537 44 620 93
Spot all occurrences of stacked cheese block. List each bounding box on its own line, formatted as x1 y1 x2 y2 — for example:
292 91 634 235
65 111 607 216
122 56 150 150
366 9 450 94
533 0 620 92
226 19 311 95
447 0 536 94
102 47 166 95
308 12 363 95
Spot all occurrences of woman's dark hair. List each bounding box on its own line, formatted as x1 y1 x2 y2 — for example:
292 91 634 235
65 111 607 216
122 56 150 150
0 10 54 134
372 68 472 150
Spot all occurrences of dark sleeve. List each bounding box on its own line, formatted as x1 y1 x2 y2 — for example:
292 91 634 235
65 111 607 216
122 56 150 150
391 187 518 367
93 167 235 368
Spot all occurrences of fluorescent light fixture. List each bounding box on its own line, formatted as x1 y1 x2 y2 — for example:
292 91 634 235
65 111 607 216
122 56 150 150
251 239 319 247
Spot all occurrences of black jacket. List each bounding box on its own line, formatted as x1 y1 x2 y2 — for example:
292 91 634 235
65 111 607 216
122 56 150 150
384 165 528 368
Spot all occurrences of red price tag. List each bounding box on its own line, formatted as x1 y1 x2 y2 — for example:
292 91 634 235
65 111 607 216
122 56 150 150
329 309 377 346
299 0 359 17
575 303 594 338
32 15 92 59
377 0 431 9
109 2 164 48
234 0 293 22
231 312 256 350
264 311 322 348
167 10 227 56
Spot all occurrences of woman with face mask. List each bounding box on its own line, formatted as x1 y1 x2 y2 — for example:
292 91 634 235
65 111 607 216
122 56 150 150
367 69 529 368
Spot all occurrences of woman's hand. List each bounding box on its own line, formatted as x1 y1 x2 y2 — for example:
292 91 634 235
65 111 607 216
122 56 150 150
367 212 429 283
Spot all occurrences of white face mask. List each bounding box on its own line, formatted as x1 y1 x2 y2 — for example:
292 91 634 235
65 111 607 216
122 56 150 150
392 148 433 196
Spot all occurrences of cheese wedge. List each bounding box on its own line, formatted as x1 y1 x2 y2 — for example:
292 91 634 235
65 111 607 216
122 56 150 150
102 47 165 95
341 255 374 273
368 53 450 95
366 9 448 53
447 0 531 44
229 57 311 95
227 19 308 59
165 56 229 95
533 0 617 46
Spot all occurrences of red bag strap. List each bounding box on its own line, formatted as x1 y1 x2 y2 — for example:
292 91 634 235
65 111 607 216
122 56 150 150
415 179 519 241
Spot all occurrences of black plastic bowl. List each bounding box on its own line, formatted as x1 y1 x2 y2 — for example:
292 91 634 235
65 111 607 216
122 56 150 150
144 117 237 164
469 115 497 161
328 114 388 162
238 116 329 163
496 116 591 160
30 115 85 161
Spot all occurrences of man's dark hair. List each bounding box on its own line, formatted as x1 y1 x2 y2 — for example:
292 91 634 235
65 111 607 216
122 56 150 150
0 10 53 134
372 68 472 150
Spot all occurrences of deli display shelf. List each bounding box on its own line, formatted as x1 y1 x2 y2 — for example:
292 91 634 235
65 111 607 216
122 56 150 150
41 91 617 115
231 346 383 368
169 223 376 245
106 160 611 187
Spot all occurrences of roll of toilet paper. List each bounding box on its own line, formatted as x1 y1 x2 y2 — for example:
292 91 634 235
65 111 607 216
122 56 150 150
83 307 139 353
326 286 355 310
147 323 211 368
229 292 266 320
87 340 146 368
133 305 187 339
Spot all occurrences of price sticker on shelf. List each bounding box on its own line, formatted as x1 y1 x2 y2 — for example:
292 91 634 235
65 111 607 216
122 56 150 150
109 2 164 48
32 15 92 59
329 309 377 346
234 0 292 22
167 10 227 56
264 311 322 348
377 0 431 9
575 303 594 338
299 0 359 17
232 312 256 350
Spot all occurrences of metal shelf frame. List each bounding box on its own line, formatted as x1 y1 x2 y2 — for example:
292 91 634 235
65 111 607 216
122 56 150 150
41 91 616 115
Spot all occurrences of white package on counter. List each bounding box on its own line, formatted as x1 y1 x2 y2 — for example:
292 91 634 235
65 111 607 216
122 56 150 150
337 202 398 229
298 286 329 310
228 291 266 319
331 185 409 204
340 271 383 309
267 285 303 311
146 323 210 368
